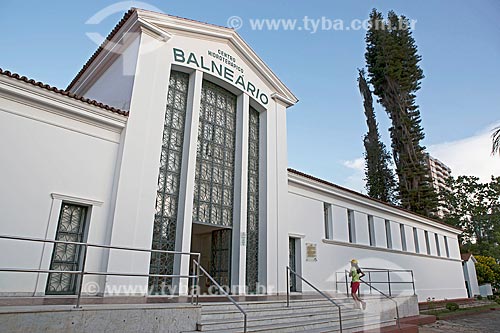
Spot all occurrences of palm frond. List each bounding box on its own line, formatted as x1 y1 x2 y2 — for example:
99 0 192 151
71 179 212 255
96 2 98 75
492 126 500 156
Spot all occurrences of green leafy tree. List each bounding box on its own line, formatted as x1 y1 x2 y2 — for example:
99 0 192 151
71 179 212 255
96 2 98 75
364 9 437 216
475 255 500 288
440 176 500 259
358 69 397 203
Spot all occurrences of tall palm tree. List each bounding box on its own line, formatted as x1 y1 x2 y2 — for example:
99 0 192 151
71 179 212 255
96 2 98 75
492 126 500 156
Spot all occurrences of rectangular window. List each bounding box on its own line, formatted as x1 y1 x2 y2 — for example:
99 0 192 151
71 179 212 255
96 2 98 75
444 236 450 258
435 233 441 256
368 215 375 246
324 203 332 239
46 202 88 295
424 231 431 255
347 209 356 243
385 219 392 249
400 224 407 251
413 227 420 253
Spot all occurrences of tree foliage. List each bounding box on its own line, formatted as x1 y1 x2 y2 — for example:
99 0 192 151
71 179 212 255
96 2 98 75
364 9 437 216
475 255 500 288
440 176 500 259
358 69 397 203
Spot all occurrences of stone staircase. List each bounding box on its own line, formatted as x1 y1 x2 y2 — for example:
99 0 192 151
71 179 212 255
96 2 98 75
183 297 398 333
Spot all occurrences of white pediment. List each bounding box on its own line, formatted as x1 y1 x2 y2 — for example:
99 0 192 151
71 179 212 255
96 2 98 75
135 8 298 107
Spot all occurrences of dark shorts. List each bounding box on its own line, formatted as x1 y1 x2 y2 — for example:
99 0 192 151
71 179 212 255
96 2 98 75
351 281 360 293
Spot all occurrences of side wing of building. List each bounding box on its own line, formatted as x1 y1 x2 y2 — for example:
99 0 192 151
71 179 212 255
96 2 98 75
286 169 467 302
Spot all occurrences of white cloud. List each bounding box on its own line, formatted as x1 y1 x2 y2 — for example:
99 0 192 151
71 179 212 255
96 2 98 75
428 125 500 182
342 157 365 171
340 124 500 194
341 157 366 193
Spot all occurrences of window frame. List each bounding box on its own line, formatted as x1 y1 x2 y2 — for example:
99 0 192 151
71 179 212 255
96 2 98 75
46 201 90 295
400 224 407 251
385 219 393 249
413 227 420 253
347 209 356 243
368 215 376 246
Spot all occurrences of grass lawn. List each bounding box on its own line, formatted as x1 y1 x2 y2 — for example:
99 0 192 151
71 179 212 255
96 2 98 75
421 303 500 320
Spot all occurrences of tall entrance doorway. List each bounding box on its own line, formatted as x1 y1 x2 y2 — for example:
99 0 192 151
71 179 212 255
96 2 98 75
191 222 232 294
289 237 298 292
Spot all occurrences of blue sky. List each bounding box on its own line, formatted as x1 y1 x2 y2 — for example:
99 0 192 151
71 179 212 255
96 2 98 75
1 0 499 191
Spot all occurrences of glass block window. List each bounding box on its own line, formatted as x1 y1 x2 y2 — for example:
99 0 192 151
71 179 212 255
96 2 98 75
46 203 88 295
149 71 189 294
193 80 237 227
246 107 260 293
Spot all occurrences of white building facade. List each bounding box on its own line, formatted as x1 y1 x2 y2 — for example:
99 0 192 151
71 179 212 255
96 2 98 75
0 8 467 302
461 253 480 297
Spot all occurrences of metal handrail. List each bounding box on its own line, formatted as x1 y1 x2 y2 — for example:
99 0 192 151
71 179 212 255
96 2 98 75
336 267 416 296
361 267 413 272
345 269 401 329
192 260 247 333
0 234 201 308
287 266 343 333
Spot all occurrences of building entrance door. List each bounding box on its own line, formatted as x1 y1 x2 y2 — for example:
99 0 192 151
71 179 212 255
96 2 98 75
289 237 297 292
191 222 232 294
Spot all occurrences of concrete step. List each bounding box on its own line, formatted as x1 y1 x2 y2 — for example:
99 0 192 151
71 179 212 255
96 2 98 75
197 309 364 331
198 298 355 312
185 296 400 333
184 314 395 333
201 302 356 321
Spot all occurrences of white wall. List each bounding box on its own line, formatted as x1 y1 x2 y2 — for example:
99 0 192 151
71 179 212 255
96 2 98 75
437 235 447 257
463 259 480 297
0 88 123 295
332 205 349 242
79 35 140 111
404 225 416 253
417 229 427 254
373 217 387 249
354 212 370 246
390 221 402 251
286 182 468 302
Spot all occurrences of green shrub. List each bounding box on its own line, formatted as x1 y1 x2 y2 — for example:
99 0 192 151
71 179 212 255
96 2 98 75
496 298 500 305
477 295 483 300
446 302 459 311
487 295 496 300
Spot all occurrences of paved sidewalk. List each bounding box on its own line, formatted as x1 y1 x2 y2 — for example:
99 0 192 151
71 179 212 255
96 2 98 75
419 310 500 332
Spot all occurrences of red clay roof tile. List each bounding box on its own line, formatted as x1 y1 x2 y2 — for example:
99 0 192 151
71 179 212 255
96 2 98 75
0 68 128 116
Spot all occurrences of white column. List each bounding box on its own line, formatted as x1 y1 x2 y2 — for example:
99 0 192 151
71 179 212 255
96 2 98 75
231 93 250 294
173 69 203 295
104 32 171 295
260 103 277 294
274 99 290 295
